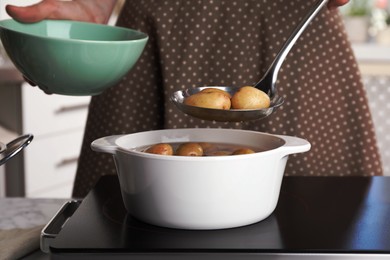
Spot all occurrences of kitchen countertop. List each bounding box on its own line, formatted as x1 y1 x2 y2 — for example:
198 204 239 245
0 197 67 230
0 197 67 259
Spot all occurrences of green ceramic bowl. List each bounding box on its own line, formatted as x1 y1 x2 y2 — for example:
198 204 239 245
0 19 148 96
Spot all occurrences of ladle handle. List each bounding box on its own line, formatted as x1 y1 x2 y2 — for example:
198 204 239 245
255 0 329 95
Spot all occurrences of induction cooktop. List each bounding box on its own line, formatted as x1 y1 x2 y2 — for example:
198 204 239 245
42 175 390 259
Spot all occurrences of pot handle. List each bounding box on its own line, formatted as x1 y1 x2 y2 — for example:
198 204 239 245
277 134 311 157
91 135 123 155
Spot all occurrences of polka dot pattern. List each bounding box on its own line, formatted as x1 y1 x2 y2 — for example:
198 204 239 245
73 0 383 197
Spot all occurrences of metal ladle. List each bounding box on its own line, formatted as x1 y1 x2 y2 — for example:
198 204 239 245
171 0 328 122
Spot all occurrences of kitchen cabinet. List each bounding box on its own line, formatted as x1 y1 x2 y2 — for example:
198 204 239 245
0 125 18 197
0 126 18 198
0 78 89 198
21 85 90 198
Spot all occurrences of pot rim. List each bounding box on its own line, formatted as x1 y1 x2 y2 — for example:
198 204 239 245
103 128 306 161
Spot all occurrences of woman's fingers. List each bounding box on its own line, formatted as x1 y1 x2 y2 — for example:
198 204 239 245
6 0 116 24
6 0 59 23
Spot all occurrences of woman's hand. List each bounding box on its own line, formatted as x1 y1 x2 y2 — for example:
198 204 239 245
6 0 117 24
327 0 350 10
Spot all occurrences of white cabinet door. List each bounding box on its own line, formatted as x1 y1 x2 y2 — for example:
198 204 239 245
24 130 84 198
21 83 90 136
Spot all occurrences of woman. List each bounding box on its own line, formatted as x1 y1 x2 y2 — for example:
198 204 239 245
7 0 383 198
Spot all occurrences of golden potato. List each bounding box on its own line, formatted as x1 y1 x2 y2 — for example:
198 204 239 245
198 142 218 155
184 91 231 110
145 143 173 155
231 86 270 109
209 150 232 156
200 88 231 99
176 143 204 156
198 142 213 150
232 148 255 155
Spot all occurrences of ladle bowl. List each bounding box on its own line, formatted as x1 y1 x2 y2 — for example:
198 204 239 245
171 86 284 122
170 0 328 122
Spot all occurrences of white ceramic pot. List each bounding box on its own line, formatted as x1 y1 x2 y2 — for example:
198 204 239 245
92 128 310 230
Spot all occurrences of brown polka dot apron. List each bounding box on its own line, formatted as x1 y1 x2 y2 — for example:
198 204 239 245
73 0 383 198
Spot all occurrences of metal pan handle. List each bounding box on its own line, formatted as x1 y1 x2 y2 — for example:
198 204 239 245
40 200 81 253
0 134 33 166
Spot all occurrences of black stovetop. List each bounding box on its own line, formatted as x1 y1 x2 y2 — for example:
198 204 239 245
49 175 390 256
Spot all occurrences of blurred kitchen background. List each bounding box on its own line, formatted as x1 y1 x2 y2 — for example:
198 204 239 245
340 0 390 177
0 0 389 198
0 0 124 198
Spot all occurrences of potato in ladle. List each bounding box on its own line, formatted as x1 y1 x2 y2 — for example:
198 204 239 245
184 90 231 110
231 86 270 109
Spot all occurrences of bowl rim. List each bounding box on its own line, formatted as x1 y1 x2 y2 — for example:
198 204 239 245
0 19 148 44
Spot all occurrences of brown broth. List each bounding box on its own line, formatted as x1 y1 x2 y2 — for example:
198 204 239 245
135 142 264 156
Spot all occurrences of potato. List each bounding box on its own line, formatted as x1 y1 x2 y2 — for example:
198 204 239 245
198 142 217 155
184 91 231 110
198 142 213 150
209 150 232 156
232 148 255 155
145 143 173 155
231 86 270 109
176 142 204 156
200 88 231 98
